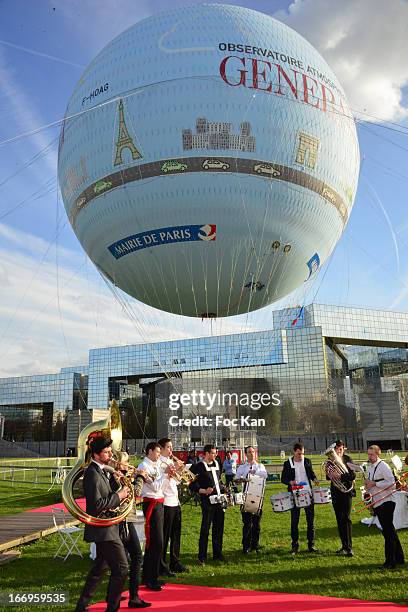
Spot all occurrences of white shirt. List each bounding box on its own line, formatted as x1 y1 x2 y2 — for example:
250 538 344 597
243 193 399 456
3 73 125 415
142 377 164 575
235 461 267 483
137 457 165 499
203 460 222 495
91 459 113 479
367 459 395 508
160 456 179 507
290 457 308 485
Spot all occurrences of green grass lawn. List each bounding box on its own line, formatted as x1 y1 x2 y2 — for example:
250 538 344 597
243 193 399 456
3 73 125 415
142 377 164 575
0 475 407 611
0 481 63 516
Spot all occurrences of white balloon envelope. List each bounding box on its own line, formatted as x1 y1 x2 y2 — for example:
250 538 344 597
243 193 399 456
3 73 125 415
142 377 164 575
58 4 360 317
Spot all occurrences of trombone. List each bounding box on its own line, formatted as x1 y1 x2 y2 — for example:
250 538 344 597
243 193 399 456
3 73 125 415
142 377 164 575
354 471 408 513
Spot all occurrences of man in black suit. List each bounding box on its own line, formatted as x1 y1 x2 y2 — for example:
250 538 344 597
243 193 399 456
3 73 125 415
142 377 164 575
281 442 319 554
190 444 225 564
327 439 355 557
75 437 130 612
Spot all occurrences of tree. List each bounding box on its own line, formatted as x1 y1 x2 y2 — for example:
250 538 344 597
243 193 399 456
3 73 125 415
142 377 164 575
299 401 344 434
280 398 298 432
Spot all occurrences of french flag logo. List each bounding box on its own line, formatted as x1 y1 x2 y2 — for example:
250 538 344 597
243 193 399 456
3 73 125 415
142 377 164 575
198 224 217 241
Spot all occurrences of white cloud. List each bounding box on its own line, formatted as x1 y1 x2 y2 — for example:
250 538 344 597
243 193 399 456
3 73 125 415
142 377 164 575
0 222 262 378
0 50 58 176
274 0 408 121
0 222 80 264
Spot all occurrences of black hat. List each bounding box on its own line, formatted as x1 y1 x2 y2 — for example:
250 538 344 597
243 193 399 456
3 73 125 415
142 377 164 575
90 437 113 455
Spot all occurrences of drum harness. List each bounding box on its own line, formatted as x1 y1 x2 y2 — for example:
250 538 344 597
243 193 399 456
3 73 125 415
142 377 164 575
242 462 257 494
289 456 311 502
205 461 227 510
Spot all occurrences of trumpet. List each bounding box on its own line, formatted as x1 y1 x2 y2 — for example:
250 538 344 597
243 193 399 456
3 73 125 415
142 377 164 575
161 454 197 485
170 454 185 470
108 458 151 498
108 458 138 477
354 471 408 513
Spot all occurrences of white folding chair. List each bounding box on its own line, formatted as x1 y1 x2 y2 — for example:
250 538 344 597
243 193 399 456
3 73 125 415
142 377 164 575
52 507 83 561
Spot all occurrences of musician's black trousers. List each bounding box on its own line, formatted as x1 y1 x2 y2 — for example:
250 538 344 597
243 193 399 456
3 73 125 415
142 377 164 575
374 501 405 565
331 489 353 552
142 501 164 585
225 474 236 489
75 540 128 612
290 504 315 549
160 505 181 572
198 499 225 561
122 523 143 601
242 509 262 551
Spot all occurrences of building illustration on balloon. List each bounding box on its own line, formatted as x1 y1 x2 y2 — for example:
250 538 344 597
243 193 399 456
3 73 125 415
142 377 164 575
182 117 256 152
58 4 360 318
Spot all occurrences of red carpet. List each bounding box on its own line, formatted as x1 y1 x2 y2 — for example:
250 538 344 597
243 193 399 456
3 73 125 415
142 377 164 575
27 498 86 513
88 584 407 611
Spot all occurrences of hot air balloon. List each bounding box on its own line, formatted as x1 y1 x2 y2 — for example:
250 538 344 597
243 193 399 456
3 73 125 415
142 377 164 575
58 4 359 317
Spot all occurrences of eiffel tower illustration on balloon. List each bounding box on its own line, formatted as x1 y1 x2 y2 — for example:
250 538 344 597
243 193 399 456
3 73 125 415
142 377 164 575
114 99 142 166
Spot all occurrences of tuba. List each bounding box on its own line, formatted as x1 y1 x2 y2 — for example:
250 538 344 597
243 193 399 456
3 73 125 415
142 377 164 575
62 399 134 526
322 444 353 494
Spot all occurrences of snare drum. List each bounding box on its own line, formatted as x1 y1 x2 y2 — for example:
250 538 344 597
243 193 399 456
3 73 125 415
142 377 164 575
209 493 227 506
225 492 235 508
313 487 332 505
234 492 244 505
270 492 294 512
242 474 266 514
293 485 312 508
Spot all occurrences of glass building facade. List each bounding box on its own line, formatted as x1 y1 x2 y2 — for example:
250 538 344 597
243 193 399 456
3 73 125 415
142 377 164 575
0 370 87 442
0 304 407 449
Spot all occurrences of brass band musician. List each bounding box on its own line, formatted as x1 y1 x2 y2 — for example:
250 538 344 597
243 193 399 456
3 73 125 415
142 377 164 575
189 445 226 564
158 438 188 576
234 446 267 554
365 445 405 569
137 442 176 590
281 443 319 554
326 440 355 557
75 437 130 612
113 452 151 609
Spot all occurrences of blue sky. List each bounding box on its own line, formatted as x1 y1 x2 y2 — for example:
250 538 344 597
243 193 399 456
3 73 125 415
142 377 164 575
1 0 408 377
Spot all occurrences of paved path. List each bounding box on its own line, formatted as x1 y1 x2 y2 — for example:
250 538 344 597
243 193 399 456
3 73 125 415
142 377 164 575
0 509 80 552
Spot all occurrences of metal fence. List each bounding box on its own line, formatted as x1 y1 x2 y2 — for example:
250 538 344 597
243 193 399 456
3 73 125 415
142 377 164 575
0 457 75 487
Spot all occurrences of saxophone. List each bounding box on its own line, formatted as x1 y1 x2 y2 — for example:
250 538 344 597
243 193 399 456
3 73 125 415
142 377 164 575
62 400 134 526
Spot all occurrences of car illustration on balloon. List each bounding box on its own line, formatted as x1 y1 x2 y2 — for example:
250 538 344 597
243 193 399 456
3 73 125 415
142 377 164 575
202 159 230 171
94 180 113 194
161 160 188 173
253 163 281 177
76 195 87 209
